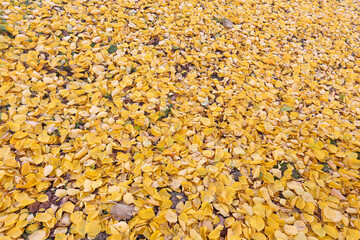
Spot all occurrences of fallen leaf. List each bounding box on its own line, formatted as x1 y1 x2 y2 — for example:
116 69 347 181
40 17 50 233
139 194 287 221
111 203 135 221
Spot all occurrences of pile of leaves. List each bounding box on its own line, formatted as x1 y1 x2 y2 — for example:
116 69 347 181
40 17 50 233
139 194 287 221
0 0 360 239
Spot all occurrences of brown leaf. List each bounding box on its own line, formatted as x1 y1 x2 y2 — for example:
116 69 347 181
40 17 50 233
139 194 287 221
171 93 178 101
28 201 41 213
95 232 109 240
111 203 136 221
222 18 233 28
170 191 188 209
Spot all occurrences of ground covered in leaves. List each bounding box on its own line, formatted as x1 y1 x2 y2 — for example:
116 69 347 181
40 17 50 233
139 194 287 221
0 0 360 239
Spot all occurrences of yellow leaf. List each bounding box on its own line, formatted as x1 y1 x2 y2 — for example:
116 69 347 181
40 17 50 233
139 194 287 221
311 222 326 237
55 233 67 240
190 229 202 240
201 117 211 126
6 227 23 238
262 172 274 183
323 225 339 239
313 149 325 160
323 206 343 222
327 144 338 153
13 131 28 139
0 146 11 159
6 122 20 132
165 210 177 223
323 108 333 116
34 212 53 223
70 211 83 224
249 215 265 231
28 230 47 240
139 208 155 220
43 165 53 177
62 201 75 213
13 114 26 123
37 194 49 202
85 220 101 237
251 232 266 240
76 220 87 236
347 158 360 169
233 146 246 156
208 225 223 239
123 192 135 204
283 224 298 236
38 131 50 143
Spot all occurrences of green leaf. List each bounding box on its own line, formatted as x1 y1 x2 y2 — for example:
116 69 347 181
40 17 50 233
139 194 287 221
107 44 117 54
320 162 331 172
134 126 141 131
281 105 292 111
279 162 288 173
75 121 83 129
292 168 301 179
130 65 137 73
329 138 337 146
103 93 112 100
339 94 345 101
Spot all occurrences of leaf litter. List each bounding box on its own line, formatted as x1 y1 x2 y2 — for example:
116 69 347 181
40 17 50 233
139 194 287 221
0 0 360 239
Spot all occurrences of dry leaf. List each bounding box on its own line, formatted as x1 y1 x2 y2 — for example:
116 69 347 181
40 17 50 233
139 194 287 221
222 18 233 28
111 203 135 221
